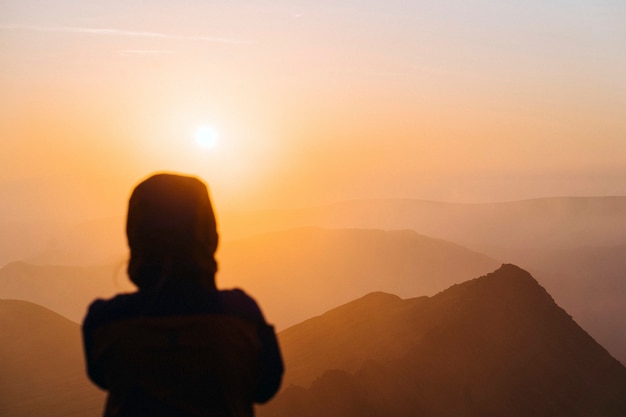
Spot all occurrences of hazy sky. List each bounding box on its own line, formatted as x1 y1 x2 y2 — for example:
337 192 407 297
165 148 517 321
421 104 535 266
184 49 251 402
1 0 625 211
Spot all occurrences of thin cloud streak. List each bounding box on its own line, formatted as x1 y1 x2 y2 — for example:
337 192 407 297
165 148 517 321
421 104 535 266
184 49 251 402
0 23 253 45
118 49 175 56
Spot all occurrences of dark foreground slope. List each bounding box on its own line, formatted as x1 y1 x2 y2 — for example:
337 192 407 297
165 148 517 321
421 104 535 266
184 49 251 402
259 265 626 417
0 300 104 417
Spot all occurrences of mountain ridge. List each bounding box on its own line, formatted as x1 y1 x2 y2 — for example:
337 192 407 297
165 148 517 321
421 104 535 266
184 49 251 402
262 264 626 417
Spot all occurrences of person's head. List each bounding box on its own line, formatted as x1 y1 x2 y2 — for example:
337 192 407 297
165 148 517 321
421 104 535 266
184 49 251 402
126 173 219 290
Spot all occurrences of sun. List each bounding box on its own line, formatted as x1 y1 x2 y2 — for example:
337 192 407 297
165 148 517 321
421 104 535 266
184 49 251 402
194 126 219 150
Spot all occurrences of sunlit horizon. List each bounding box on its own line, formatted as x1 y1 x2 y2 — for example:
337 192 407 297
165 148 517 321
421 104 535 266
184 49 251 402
1 0 625 212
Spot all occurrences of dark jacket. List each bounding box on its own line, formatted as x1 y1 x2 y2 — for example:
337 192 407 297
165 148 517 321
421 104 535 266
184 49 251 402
82 280 283 417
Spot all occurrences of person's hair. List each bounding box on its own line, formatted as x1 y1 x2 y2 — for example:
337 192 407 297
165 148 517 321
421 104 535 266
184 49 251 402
126 173 219 290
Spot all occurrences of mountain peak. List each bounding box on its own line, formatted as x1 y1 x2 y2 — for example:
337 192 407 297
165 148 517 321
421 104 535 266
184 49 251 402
433 263 555 314
421 264 585 360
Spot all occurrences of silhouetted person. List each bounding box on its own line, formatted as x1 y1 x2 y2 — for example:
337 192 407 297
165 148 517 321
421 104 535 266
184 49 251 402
82 173 283 417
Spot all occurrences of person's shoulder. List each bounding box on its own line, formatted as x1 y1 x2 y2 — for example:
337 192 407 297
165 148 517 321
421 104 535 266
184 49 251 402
218 288 267 323
83 292 144 328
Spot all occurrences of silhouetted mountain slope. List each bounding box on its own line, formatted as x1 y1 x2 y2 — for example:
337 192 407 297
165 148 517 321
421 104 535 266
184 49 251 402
525 243 626 366
260 265 626 417
0 261 133 322
0 300 104 417
219 227 500 329
277 291 428 387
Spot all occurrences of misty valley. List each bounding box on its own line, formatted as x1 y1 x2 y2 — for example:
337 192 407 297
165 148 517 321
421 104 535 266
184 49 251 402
2 197 626 416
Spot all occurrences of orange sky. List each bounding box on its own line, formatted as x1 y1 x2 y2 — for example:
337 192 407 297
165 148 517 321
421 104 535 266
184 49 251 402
1 1 626 213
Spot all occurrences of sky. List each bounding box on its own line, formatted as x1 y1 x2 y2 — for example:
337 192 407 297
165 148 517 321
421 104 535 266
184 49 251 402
1 0 626 213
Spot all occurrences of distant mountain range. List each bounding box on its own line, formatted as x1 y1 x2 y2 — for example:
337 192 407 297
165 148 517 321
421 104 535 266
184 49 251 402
218 227 500 328
5 196 625 267
0 228 499 328
0 300 104 417
0 261 133 322
2 196 625 363
217 197 626 365
258 265 626 417
218 197 626 252
0 176 125 266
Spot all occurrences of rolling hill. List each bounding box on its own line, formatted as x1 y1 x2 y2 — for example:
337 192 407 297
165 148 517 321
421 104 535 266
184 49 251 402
0 300 105 417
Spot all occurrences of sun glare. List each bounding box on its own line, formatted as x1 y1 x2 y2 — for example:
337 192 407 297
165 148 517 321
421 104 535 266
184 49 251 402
194 126 219 150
